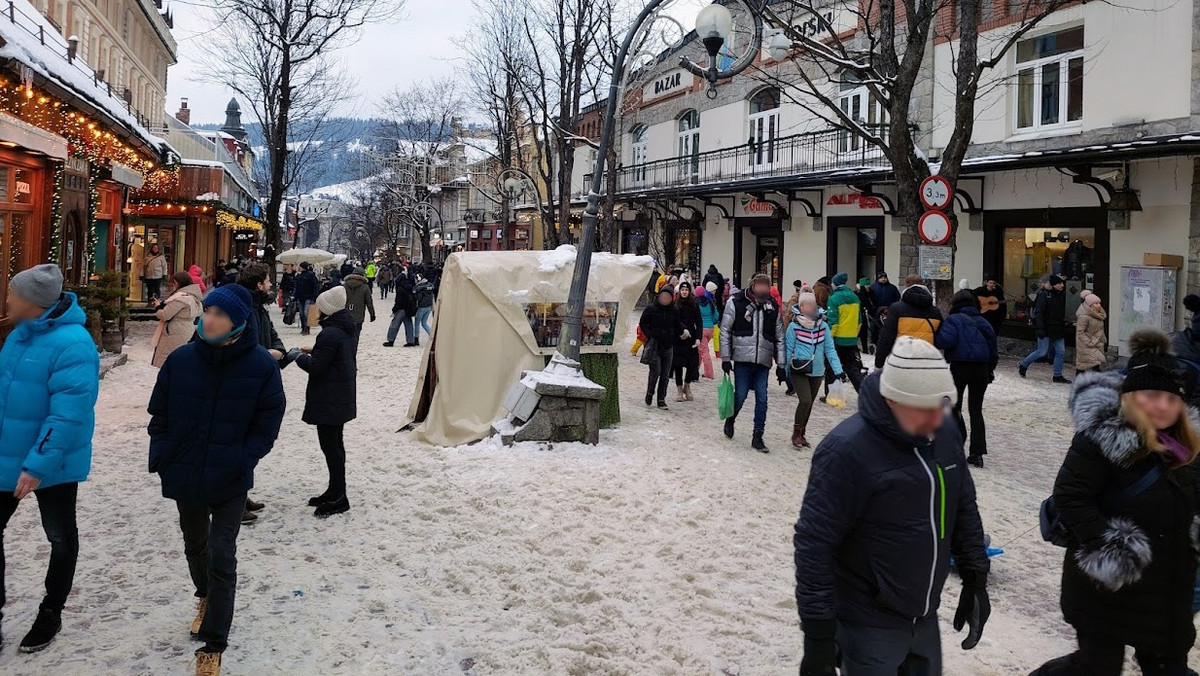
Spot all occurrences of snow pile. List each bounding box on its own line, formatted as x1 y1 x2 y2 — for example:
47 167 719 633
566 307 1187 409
537 244 577 272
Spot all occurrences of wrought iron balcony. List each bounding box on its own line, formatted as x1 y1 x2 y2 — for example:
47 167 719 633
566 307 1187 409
595 125 898 196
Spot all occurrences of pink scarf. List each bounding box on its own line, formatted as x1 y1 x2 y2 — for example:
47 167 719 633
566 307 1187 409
1156 431 1193 468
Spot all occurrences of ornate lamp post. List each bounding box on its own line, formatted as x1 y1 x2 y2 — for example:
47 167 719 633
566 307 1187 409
557 0 764 362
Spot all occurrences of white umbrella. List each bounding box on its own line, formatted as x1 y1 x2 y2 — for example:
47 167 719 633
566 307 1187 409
278 247 335 265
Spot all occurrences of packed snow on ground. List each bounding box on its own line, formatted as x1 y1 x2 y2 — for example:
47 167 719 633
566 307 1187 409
0 307 1193 675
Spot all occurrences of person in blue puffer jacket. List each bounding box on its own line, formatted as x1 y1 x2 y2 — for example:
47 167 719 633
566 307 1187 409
148 283 285 674
0 264 99 654
784 292 845 449
935 289 999 468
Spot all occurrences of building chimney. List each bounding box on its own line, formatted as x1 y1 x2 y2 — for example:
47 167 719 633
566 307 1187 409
176 97 190 125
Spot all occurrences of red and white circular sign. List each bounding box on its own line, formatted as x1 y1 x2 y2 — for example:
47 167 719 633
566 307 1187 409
920 175 952 211
918 210 953 245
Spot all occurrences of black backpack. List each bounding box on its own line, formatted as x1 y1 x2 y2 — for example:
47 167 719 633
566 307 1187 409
1040 464 1162 547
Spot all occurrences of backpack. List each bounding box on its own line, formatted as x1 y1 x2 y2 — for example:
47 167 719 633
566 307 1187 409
1039 463 1163 547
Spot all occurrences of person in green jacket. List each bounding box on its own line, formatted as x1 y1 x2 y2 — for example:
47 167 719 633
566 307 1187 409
825 272 865 393
364 262 377 290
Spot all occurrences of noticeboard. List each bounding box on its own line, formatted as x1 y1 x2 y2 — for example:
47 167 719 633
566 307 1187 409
918 245 953 281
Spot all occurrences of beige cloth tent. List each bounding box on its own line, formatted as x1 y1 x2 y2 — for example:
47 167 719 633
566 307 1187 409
405 246 654 446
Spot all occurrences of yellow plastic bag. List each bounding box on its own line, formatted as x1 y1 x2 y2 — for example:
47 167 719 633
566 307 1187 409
712 326 721 358
826 379 847 409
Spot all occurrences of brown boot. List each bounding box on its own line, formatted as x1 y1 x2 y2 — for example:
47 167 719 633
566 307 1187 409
194 649 221 676
675 386 686 402
792 425 805 448
684 383 694 401
190 597 208 636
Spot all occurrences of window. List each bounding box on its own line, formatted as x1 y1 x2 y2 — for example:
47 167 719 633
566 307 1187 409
837 75 887 154
748 88 780 168
1001 226 1095 325
1015 26 1083 131
483 229 491 239
630 125 649 184
677 110 700 182
470 229 479 239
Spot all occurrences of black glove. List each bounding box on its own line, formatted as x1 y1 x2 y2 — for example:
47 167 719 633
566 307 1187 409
799 619 837 676
722 361 733 375
952 575 990 650
838 373 849 383
776 366 788 385
285 347 302 365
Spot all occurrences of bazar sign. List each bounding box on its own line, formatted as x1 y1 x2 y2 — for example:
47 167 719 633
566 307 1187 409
736 195 778 217
826 192 884 211
642 68 693 103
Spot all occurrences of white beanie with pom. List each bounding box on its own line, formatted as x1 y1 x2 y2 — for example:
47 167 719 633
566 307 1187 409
879 337 957 408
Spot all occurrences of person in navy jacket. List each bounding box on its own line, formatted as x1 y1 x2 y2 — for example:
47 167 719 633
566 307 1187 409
0 264 99 654
148 283 285 675
935 289 999 468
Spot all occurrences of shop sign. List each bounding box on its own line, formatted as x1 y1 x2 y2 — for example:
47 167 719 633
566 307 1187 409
66 157 88 175
642 68 693 103
825 192 883 210
735 195 777 217
14 181 30 196
233 229 257 242
918 245 953 281
793 10 835 38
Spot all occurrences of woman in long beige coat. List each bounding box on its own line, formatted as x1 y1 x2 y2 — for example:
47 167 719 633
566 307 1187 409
152 271 204 367
1075 293 1108 372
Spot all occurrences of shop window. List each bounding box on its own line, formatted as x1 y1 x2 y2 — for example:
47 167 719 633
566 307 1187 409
748 88 780 169
1015 26 1084 132
670 226 701 278
630 125 649 184
677 110 699 182
1002 227 1095 325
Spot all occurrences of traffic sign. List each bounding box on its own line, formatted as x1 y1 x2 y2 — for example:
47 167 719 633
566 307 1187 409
918 210 953 245
920 175 952 211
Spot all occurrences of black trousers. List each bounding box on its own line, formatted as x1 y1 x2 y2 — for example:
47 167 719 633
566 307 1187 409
146 277 163 301
836 615 941 676
0 482 79 614
177 492 246 652
951 362 990 457
826 344 864 393
317 424 347 498
1031 631 1191 676
646 347 674 403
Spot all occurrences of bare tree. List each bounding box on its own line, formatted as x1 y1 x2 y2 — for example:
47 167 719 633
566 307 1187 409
761 0 1075 297
204 0 403 272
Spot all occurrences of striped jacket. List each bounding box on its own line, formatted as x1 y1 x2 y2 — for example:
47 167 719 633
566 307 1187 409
784 317 843 379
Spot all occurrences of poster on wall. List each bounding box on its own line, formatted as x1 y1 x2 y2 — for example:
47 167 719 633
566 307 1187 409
918 245 953 280
524 301 620 353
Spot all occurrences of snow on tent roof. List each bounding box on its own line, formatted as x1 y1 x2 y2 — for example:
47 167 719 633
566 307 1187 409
0 0 165 155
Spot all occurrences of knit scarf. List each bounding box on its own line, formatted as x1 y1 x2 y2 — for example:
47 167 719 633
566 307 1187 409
1156 431 1193 468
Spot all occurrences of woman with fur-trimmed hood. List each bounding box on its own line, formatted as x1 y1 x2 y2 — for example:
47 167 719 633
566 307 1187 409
1032 330 1200 675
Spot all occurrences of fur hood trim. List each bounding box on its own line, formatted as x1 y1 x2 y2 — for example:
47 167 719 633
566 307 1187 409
1068 370 1142 466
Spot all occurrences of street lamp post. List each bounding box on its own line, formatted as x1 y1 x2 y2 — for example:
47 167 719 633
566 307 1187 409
557 0 763 362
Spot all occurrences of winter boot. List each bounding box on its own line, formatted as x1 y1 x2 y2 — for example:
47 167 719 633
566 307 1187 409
382 341 395 347
190 597 208 636
307 491 336 507
1053 375 1072 384
19 609 60 653
723 417 735 439
194 649 222 676
645 392 653 407
791 425 806 449
240 508 258 525
1018 364 1027 378
245 497 264 512
751 432 769 453
657 400 669 410
301 327 311 336
675 386 686 402
968 454 985 468
684 383 693 401
314 495 350 518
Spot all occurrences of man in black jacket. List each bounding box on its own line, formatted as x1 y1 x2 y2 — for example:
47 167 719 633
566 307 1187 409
384 274 417 347
795 337 990 676
1019 274 1069 383
293 262 321 336
874 274 944 368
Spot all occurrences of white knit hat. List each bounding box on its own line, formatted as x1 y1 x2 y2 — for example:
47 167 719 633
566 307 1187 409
879 337 957 408
316 285 347 316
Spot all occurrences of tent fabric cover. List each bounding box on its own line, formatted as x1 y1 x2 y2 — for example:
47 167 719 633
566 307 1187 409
405 247 654 447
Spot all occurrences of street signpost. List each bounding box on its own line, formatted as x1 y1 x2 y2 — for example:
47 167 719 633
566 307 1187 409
920 175 952 211
917 210 952 245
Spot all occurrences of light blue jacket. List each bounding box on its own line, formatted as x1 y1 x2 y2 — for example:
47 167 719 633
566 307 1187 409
784 316 843 379
0 293 99 490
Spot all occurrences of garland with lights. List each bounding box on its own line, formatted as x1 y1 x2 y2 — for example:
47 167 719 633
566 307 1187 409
216 210 264 231
47 160 64 263
85 169 99 271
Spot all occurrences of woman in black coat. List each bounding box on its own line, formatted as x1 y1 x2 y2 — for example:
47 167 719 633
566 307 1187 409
673 281 702 402
1033 330 1200 676
638 286 683 410
293 287 358 518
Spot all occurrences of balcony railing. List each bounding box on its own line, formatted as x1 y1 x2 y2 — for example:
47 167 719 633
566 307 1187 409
599 125 898 196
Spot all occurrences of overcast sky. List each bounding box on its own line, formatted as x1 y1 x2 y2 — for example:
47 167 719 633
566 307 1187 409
166 0 475 125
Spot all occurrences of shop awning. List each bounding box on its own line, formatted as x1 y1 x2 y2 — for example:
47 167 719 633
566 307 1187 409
0 111 66 159
109 162 144 189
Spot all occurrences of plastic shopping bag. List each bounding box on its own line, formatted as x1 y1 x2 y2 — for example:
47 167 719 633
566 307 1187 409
718 374 735 419
712 326 721 358
826 379 847 409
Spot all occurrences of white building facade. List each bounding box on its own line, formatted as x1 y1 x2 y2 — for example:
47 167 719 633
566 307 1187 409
613 0 1200 352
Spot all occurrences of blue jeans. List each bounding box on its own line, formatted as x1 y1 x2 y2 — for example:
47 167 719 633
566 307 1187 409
1020 336 1065 377
387 311 414 344
298 300 314 330
415 306 432 338
733 362 770 434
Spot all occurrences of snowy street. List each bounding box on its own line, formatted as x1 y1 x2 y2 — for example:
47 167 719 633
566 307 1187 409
0 307 1191 675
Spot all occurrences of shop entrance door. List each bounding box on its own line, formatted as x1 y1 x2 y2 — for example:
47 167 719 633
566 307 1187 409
128 221 185 303
826 216 885 281
755 230 784 290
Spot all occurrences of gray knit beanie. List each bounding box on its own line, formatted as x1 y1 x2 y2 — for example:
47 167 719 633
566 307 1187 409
10 264 64 308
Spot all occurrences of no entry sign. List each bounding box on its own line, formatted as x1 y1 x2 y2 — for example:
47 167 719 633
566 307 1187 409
920 175 952 211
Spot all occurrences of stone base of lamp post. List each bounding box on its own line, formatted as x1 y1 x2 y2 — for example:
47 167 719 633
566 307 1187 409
493 354 605 445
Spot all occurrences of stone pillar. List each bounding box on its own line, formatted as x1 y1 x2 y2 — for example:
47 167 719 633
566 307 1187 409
1189 158 1200 294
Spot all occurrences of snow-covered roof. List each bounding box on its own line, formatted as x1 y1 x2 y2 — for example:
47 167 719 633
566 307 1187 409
463 137 500 166
0 0 165 155
309 175 381 202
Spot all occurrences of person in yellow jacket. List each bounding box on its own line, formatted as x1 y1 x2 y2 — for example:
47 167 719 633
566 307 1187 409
826 272 865 392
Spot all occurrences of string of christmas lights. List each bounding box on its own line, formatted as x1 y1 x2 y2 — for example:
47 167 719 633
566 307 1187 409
216 210 264 231
47 160 64 263
85 171 99 271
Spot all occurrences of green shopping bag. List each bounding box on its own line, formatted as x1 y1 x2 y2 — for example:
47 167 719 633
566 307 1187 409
718 374 735 420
